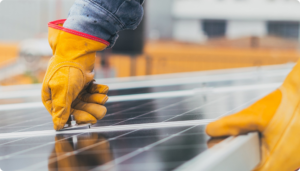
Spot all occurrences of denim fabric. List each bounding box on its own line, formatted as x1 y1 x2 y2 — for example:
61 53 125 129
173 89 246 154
63 0 144 48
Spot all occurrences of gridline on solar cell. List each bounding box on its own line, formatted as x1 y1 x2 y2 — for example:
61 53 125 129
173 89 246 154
0 125 208 171
0 89 269 133
0 87 273 170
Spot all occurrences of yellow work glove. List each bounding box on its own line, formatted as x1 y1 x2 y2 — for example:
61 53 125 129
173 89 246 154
42 20 110 130
206 61 300 170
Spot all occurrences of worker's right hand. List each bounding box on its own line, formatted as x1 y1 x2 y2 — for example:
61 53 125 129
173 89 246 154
42 63 109 131
71 83 109 125
42 20 110 130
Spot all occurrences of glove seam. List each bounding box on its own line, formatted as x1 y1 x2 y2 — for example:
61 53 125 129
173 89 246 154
46 61 85 84
56 66 85 130
57 66 71 130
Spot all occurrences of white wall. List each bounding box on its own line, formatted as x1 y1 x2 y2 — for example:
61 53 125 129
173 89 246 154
173 19 267 43
171 0 300 42
0 0 75 41
146 0 174 40
173 19 207 43
172 0 300 21
226 20 267 39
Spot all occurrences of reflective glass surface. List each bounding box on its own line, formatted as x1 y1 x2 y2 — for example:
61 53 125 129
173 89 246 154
0 89 270 133
0 126 209 171
0 66 287 170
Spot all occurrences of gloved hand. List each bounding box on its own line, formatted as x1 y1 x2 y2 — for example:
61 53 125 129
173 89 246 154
42 20 110 130
206 61 300 170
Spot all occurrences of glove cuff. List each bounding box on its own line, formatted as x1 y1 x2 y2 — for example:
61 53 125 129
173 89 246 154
48 19 110 46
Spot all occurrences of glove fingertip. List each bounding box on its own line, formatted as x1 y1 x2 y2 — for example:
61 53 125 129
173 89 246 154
205 122 218 137
102 96 109 104
206 121 231 137
89 83 109 94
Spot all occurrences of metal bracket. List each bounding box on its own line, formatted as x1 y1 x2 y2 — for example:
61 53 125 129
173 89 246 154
59 115 91 131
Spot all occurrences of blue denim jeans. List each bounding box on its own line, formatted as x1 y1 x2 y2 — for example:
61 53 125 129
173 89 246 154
64 0 145 48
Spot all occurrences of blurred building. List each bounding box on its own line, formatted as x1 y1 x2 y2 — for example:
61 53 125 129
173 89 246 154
146 0 174 40
0 0 73 41
172 0 300 43
1 0 300 85
2 0 299 43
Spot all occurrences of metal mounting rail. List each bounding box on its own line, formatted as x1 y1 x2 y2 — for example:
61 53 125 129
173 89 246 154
175 133 260 171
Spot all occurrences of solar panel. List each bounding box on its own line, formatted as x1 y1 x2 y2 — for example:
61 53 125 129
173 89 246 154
0 64 292 171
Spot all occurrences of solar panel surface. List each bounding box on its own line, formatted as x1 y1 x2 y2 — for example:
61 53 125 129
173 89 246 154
0 64 291 170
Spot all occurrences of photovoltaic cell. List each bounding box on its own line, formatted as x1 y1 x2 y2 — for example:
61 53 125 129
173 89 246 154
0 65 288 170
0 89 269 170
0 126 209 171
